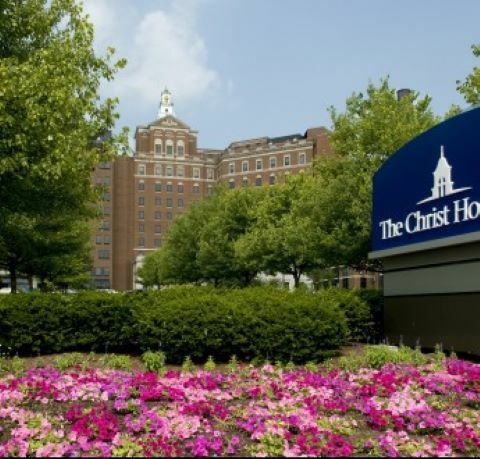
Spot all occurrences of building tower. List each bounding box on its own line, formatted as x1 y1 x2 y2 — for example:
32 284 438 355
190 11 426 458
432 145 454 199
157 87 175 118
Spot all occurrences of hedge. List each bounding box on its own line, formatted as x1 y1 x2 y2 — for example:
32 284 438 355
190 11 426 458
0 286 379 363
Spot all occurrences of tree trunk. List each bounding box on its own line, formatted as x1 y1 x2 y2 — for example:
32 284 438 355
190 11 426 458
9 265 17 293
292 268 301 289
28 274 34 291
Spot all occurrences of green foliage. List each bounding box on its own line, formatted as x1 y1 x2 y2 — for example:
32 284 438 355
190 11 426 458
313 78 438 268
141 351 166 373
305 361 318 372
0 0 127 291
204 356 216 372
0 287 350 363
456 44 480 105
353 289 384 342
101 354 132 370
227 355 238 372
53 352 85 371
316 289 372 342
181 356 194 373
335 345 428 371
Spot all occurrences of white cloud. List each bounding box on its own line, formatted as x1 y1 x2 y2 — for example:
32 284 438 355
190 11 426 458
84 0 221 110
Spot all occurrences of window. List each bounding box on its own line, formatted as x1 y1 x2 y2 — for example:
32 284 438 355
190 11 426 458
95 236 103 244
178 198 184 208
155 166 161 176
177 184 184 193
269 157 277 169
166 183 173 192
102 192 111 201
154 141 162 155
228 180 235 189
154 225 161 234
193 168 200 179
138 223 144 232
269 175 276 185
193 184 200 193
138 238 145 247
155 211 161 220
360 277 367 289
166 198 173 208
299 152 306 165
102 220 110 230
242 161 249 172
104 235 111 244
94 279 111 289
138 211 144 220
154 239 162 247
284 155 291 166
207 168 214 180
256 159 263 170
103 176 110 185
167 212 173 220
138 164 146 175
242 177 248 187
166 140 173 157
166 166 173 177
103 207 111 216
95 177 103 185
255 177 262 187
94 267 110 276
138 181 145 191
229 162 235 174
98 249 110 259
155 182 161 192
155 197 161 206
138 196 144 206
99 162 111 169
342 277 349 289
207 185 213 195
177 166 184 177
177 142 185 158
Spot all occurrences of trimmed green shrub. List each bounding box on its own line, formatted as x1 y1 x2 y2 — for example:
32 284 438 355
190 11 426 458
354 289 384 342
0 286 350 363
142 351 166 373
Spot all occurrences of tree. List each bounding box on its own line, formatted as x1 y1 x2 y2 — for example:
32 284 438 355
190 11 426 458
457 44 480 105
0 0 127 291
235 175 322 288
139 186 264 288
313 78 438 268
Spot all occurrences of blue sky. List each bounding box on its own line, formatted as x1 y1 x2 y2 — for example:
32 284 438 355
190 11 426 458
83 0 480 149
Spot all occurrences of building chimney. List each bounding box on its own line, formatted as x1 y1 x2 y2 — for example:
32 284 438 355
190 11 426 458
397 88 412 101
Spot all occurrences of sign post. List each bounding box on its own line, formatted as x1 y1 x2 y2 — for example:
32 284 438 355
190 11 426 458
370 107 480 354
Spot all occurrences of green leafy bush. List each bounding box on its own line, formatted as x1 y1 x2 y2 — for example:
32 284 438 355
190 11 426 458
354 289 384 342
142 351 166 373
53 353 85 371
0 286 350 363
101 354 132 370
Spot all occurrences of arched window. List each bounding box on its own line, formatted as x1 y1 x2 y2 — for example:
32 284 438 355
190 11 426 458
166 139 174 157
177 140 185 158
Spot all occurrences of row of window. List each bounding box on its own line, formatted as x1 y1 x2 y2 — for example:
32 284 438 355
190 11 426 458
138 181 201 194
95 235 111 244
138 164 213 179
99 221 110 231
138 223 162 233
228 152 306 174
95 176 111 185
138 211 174 221
228 175 277 189
138 197 184 208
93 267 110 276
153 140 185 158
138 238 162 248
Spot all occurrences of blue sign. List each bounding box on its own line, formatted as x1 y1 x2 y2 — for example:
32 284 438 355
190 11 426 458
372 106 480 253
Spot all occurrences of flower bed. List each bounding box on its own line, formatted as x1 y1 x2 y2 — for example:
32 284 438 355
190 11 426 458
0 358 479 457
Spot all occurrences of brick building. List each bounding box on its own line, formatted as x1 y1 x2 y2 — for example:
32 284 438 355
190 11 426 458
91 89 375 291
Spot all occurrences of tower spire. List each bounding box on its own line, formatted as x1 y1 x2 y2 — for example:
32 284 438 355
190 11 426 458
158 87 175 118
